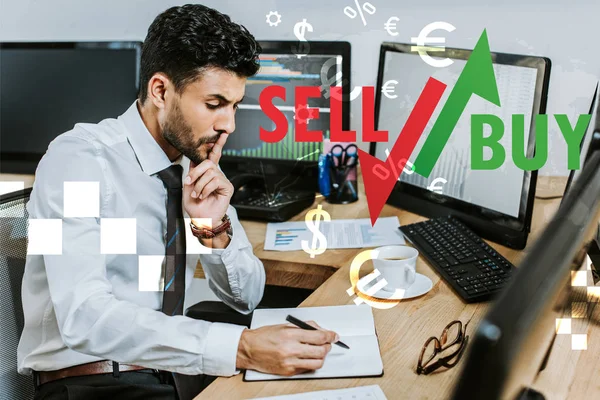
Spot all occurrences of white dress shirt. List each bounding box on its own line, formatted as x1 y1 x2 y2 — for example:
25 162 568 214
17 101 266 377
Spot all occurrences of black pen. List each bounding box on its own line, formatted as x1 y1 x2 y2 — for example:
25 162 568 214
286 315 350 349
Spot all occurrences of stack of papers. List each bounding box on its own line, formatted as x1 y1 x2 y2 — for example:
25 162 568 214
264 216 404 251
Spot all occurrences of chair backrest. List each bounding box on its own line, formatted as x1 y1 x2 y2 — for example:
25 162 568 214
0 188 34 400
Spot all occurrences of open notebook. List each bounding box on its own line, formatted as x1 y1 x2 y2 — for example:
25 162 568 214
244 305 383 381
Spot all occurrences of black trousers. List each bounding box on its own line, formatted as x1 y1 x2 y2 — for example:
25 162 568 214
33 370 216 400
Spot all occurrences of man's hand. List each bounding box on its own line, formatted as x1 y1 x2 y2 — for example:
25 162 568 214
183 133 233 228
236 321 340 376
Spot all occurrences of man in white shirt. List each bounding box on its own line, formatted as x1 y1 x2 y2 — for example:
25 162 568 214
18 4 338 400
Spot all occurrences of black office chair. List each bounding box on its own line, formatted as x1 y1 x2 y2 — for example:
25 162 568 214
0 187 35 400
185 284 312 326
0 187 311 399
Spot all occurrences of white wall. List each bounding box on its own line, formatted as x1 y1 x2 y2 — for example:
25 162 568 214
2 0 598 175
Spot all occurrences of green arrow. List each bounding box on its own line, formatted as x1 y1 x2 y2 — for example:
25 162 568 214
413 29 501 177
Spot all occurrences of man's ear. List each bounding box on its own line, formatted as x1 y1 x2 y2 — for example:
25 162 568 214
147 73 171 110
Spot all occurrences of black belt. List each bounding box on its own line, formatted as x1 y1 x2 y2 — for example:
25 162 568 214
33 361 170 388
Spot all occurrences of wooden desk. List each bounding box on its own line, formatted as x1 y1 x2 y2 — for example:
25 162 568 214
5 172 591 397
195 177 587 399
193 174 567 290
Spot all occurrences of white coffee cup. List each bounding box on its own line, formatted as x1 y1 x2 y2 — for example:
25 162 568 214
372 245 419 290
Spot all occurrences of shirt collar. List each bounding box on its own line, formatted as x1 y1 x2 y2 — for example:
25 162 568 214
119 100 182 176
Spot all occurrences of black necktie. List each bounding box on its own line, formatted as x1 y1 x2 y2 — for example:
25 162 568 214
158 165 208 400
157 165 204 400
157 164 186 316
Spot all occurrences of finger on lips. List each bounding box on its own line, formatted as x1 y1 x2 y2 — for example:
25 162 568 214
184 133 229 198
208 133 228 164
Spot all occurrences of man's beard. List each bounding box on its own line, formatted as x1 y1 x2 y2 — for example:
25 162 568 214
162 101 220 164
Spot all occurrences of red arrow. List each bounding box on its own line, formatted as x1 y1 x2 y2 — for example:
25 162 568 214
359 77 447 225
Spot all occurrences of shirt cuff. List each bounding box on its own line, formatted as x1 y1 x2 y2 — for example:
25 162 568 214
200 229 239 265
203 323 246 376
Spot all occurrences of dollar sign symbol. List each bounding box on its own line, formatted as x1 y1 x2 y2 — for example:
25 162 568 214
292 18 313 59
301 205 331 258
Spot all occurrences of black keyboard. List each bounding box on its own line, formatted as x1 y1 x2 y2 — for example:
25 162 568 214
232 190 315 222
400 216 516 303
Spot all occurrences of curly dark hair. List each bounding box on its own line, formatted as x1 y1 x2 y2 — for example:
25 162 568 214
138 4 261 103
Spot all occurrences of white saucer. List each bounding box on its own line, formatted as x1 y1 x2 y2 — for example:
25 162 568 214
369 273 433 300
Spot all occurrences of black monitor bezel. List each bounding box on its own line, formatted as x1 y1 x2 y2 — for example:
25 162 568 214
370 42 551 249
0 41 142 173
563 83 598 199
219 41 351 187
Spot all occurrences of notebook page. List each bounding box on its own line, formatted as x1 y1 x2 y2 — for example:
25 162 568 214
250 304 375 337
245 333 382 381
251 384 388 400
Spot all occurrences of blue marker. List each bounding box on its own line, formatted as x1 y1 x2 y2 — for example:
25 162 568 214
318 154 331 197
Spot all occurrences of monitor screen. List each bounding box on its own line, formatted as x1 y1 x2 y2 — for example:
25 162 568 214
371 42 550 249
221 41 350 166
0 42 141 173
376 52 538 218
223 53 340 163
218 41 350 192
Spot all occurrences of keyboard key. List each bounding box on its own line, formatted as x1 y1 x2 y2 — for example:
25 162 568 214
455 278 468 287
445 256 459 265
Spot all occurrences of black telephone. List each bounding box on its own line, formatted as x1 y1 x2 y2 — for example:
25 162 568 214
230 174 267 203
229 174 315 222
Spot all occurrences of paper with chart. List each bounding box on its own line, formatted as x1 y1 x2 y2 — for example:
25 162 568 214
251 385 387 400
244 305 383 381
264 216 404 251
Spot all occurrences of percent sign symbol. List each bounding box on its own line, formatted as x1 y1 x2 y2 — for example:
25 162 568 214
344 0 376 26
372 154 413 181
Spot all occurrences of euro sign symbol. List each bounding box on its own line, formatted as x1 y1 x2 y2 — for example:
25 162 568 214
411 21 456 67
301 205 331 258
319 57 362 102
427 177 447 194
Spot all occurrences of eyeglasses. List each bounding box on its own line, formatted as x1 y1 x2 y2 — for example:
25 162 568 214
416 319 471 375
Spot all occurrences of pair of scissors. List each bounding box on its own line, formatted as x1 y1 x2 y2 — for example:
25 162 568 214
330 144 358 167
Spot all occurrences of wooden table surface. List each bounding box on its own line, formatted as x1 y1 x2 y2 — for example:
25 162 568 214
193 175 600 400
6 172 595 398
192 174 569 290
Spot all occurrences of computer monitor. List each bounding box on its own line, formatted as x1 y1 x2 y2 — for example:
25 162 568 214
219 41 351 191
451 111 600 399
370 42 551 249
0 42 141 175
563 83 600 282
